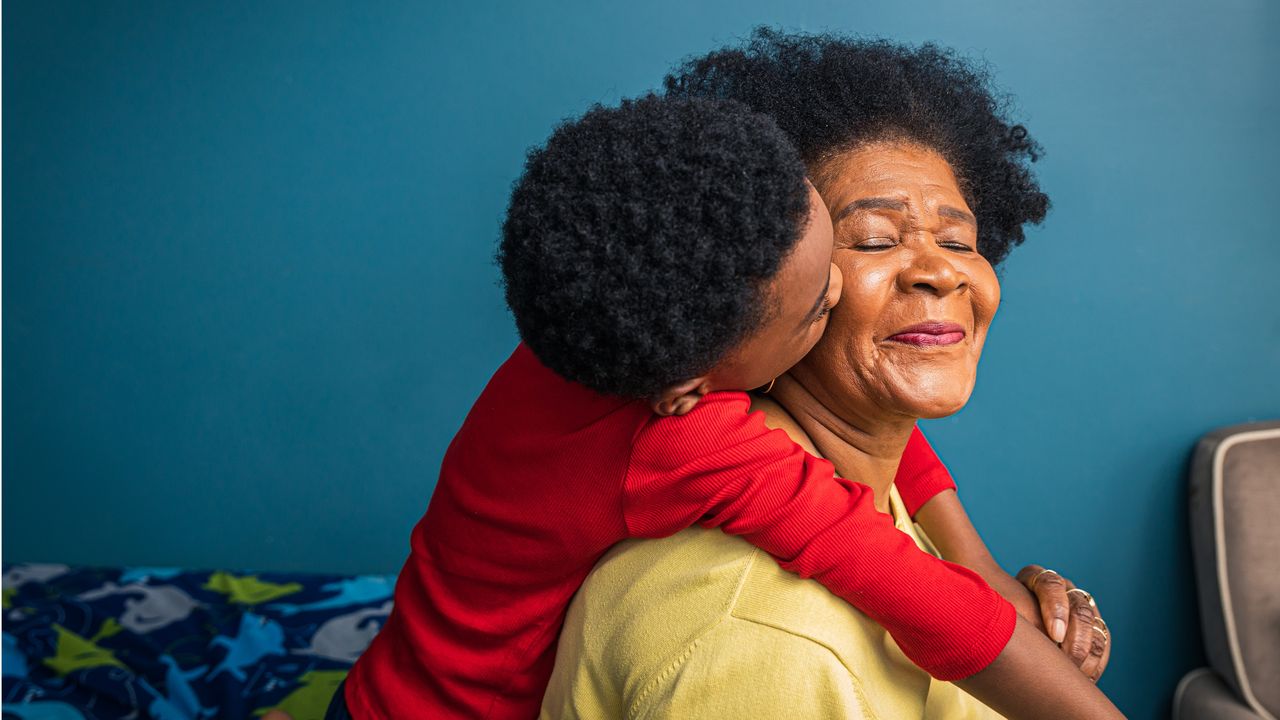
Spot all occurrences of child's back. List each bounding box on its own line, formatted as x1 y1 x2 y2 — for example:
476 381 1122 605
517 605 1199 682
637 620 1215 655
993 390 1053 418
349 345 821 717
348 345 642 718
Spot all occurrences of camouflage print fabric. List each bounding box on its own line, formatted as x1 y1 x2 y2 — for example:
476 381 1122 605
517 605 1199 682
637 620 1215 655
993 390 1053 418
2 564 394 720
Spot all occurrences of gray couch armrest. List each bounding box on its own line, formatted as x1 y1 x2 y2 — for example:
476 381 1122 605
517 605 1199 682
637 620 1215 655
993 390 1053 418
1174 668 1266 720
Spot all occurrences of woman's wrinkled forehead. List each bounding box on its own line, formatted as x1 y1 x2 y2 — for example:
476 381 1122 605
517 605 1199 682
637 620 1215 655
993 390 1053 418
813 141 971 223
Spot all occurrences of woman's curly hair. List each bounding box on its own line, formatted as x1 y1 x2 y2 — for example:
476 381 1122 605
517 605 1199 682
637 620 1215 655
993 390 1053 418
498 94 810 398
665 28 1049 266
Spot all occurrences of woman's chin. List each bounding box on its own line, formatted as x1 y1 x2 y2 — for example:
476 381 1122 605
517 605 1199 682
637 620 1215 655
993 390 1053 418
883 382 975 420
910 401 969 420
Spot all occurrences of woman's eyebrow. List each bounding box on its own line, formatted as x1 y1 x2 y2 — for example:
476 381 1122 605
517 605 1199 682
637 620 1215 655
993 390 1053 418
835 196 905 221
939 205 977 225
836 197 976 226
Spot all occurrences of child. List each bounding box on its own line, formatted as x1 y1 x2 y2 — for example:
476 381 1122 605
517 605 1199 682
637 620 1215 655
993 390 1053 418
344 95 1018 719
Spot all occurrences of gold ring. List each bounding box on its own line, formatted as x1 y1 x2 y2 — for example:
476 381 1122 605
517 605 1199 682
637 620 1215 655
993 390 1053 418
1091 621 1110 642
1028 568 1058 590
1067 588 1097 608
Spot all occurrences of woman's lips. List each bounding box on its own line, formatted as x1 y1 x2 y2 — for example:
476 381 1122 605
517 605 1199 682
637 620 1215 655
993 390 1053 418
885 322 966 347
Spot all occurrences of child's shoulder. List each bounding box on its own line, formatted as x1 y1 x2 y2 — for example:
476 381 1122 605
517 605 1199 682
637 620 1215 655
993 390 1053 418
637 390 779 446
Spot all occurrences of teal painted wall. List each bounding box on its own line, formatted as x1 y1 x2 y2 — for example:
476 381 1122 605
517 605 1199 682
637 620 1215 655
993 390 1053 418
4 2 1278 717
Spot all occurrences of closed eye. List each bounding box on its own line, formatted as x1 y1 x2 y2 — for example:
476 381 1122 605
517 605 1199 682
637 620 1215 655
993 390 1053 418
854 236 896 251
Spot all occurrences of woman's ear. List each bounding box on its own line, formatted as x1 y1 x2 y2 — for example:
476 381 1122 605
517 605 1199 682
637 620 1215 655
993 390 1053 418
650 377 711 417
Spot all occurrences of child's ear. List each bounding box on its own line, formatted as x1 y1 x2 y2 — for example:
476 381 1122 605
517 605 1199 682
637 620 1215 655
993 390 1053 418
650 377 711 417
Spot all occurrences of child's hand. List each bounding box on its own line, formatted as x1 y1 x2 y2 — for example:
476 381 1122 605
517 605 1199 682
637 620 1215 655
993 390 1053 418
1016 565 1112 682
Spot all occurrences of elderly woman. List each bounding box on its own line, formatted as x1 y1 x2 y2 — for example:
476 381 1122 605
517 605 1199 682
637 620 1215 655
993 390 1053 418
541 31 1119 719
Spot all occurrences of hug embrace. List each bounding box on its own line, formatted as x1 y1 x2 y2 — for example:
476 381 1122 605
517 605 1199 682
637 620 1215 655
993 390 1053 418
338 28 1123 720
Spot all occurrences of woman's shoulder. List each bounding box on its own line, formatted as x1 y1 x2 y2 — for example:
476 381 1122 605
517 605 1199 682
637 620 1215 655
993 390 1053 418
570 529 757 661
544 526 909 710
543 528 758 713
547 525 930 719
746 393 822 456
545 522 1002 720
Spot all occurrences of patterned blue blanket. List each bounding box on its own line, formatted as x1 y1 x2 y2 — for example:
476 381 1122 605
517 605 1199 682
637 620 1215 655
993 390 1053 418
2 564 394 719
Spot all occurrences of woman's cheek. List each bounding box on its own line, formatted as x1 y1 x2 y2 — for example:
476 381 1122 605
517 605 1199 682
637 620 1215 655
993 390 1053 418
837 253 892 305
805 301 863 380
969 259 1002 328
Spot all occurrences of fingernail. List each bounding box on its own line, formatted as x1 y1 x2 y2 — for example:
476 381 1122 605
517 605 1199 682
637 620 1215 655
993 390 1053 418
1052 619 1067 642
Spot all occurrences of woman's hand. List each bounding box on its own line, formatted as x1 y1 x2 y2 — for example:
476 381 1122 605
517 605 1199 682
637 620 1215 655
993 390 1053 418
1016 565 1111 682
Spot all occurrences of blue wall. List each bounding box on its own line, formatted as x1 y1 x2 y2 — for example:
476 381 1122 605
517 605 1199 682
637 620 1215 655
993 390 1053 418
4 2 1278 717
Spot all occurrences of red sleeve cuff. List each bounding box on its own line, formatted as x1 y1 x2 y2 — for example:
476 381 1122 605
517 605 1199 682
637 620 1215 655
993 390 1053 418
927 581 1018 681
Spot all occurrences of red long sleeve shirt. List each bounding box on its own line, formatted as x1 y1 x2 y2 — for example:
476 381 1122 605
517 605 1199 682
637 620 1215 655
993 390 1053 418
346 344 1016 719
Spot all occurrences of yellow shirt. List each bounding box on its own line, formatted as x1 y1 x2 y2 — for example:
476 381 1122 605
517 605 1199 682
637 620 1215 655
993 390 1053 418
540 485 1005 720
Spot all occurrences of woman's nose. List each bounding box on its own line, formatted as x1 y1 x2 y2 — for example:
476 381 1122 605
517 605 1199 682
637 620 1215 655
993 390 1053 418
896 247 968 296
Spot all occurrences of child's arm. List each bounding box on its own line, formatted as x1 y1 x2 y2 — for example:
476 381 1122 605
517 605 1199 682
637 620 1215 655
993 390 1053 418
891 429 1031 620
892 428 1044 618
624 393 1123 719
915 489 1046 625
915 488 1048 627
915 491 1112 681
899 429 1111 681
626 394 1012 679
957 615 1123 720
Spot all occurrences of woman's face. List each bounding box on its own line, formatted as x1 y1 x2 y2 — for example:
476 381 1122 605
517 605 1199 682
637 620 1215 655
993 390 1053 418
795 142 1000 420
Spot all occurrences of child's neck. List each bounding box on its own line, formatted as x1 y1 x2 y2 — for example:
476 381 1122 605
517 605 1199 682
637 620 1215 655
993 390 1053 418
760 374 916 515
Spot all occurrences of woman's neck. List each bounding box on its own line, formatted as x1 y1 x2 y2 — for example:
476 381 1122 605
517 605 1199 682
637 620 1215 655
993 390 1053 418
764 372 917 514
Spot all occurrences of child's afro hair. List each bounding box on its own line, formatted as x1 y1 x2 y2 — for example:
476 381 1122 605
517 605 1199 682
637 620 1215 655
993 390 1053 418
498 94 811 398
